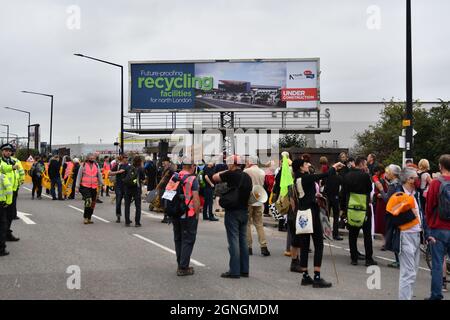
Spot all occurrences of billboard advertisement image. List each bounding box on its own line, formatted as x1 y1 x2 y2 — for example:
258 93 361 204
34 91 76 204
129 59 320 112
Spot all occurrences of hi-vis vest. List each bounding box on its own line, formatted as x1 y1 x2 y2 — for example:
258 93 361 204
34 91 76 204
81 162 99 189
179 172 196 217
0 172 13 205
0 157 20 192
64 161 74 180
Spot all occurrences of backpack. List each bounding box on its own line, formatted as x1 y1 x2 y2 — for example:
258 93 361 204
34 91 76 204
347 193 367 227
29 163 37 177
437 177 450 221
123 167 139 187
163 174 193 218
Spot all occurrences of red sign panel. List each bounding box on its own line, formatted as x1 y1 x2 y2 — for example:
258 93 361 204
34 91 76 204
281 88 318 102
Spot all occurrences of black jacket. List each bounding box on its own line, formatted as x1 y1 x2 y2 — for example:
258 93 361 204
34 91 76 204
343 168 372 215
48 159 61 179
295 167 336 210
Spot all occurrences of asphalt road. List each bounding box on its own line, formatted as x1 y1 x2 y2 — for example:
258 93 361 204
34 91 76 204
0 184 444 300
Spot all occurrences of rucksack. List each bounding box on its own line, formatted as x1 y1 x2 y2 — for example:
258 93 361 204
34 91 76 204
163 174 193 218
437 177 450 221
347 193 367 227
123 167 139 187
29 163 37 177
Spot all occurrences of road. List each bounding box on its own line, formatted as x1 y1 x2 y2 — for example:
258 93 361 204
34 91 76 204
0 184 444 300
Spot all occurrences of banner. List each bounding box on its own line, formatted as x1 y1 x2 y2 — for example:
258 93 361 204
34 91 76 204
129 59 320 111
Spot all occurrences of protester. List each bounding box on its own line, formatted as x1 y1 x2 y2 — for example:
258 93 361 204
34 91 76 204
76 153 103 225
202 161 218 221
378 164 402 266
367 153 378 176
144 155 157 192
417 159 432 212
425 154 450 300
101 156 111 197
343 156 378 267
155 157 176 221
31 156 45 200
372 164 388 237
244 155 270 256
69 158 80 199
48 155 63 200
109 155 129 223
169 162 201 276
323 161 344 240
292 158 344 288
213 155 252 279
123 156 145 227
213 160 228 214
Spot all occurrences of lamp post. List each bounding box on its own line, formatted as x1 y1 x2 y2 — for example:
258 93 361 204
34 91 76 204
21 91 53 154
0 124 9 143
405 0 414 161
74 53 124 155
4 106 31 153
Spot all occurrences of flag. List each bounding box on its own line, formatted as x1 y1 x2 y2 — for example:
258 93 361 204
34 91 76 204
279 155 293 197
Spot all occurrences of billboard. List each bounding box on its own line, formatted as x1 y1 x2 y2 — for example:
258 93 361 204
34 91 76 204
29 124 40 150
129 59 320 112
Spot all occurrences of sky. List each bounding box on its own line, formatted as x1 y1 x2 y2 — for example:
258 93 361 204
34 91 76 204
1 0 449 144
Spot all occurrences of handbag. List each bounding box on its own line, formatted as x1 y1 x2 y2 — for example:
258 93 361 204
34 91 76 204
295 209 313 235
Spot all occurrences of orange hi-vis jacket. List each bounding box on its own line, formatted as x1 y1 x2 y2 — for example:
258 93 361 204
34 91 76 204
81 162 100 189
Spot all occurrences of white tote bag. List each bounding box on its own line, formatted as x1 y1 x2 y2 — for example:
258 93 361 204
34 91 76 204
295 209 313 235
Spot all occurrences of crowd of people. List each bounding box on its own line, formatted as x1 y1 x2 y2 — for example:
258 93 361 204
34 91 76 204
1 141 449 300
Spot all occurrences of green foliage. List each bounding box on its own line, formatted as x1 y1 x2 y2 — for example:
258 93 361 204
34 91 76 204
279 134 307 149
354 100 450 171
14 148 40 161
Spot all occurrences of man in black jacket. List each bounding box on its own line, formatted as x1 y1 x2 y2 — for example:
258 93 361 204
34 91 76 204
343 156 377 266
48 155 63 200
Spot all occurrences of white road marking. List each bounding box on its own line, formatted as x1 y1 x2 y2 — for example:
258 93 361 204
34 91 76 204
17 211 36 225
141 210 163 220
68 205 110 223
132 234 206 267
22 187 52 199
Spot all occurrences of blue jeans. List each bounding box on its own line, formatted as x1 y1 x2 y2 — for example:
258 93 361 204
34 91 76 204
429 228 450 300
50 177 62 199
224 209 249 276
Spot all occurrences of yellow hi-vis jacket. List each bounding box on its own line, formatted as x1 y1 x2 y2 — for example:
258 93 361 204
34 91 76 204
0 171 13 205
11 156 25 188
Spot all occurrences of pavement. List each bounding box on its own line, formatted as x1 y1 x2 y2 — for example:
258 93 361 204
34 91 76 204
0 184 446 300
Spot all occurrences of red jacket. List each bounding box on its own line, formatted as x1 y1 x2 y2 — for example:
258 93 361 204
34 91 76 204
425 175 450 230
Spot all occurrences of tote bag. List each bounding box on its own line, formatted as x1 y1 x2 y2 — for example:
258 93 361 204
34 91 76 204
295 209 313 235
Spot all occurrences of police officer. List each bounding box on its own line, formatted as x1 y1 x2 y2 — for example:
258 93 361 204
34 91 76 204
0 160 13 256
0 144 23 242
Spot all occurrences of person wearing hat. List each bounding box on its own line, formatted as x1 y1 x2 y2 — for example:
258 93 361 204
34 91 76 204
0 143 22 242
244 155 270 257
0 155 14 256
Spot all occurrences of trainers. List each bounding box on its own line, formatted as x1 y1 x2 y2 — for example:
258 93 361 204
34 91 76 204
313 278 332 288
88 219 94 224
284 251 292 257
388 261 400 269
221 272 240 279
84 219 89 225
301 275 314 286
261 247 271 256
177 267 194 276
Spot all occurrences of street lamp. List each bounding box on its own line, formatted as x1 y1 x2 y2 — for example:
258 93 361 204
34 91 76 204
4 106 31 153
21 90 53 154
74 53 124 155
405 0 414 161
0 124 9 143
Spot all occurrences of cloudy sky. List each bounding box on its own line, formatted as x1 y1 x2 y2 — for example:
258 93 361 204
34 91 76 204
1 0 449 144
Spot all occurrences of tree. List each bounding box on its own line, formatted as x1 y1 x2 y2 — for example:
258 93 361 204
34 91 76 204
14 148 40 161
354 100 450 171
279 134 307 149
